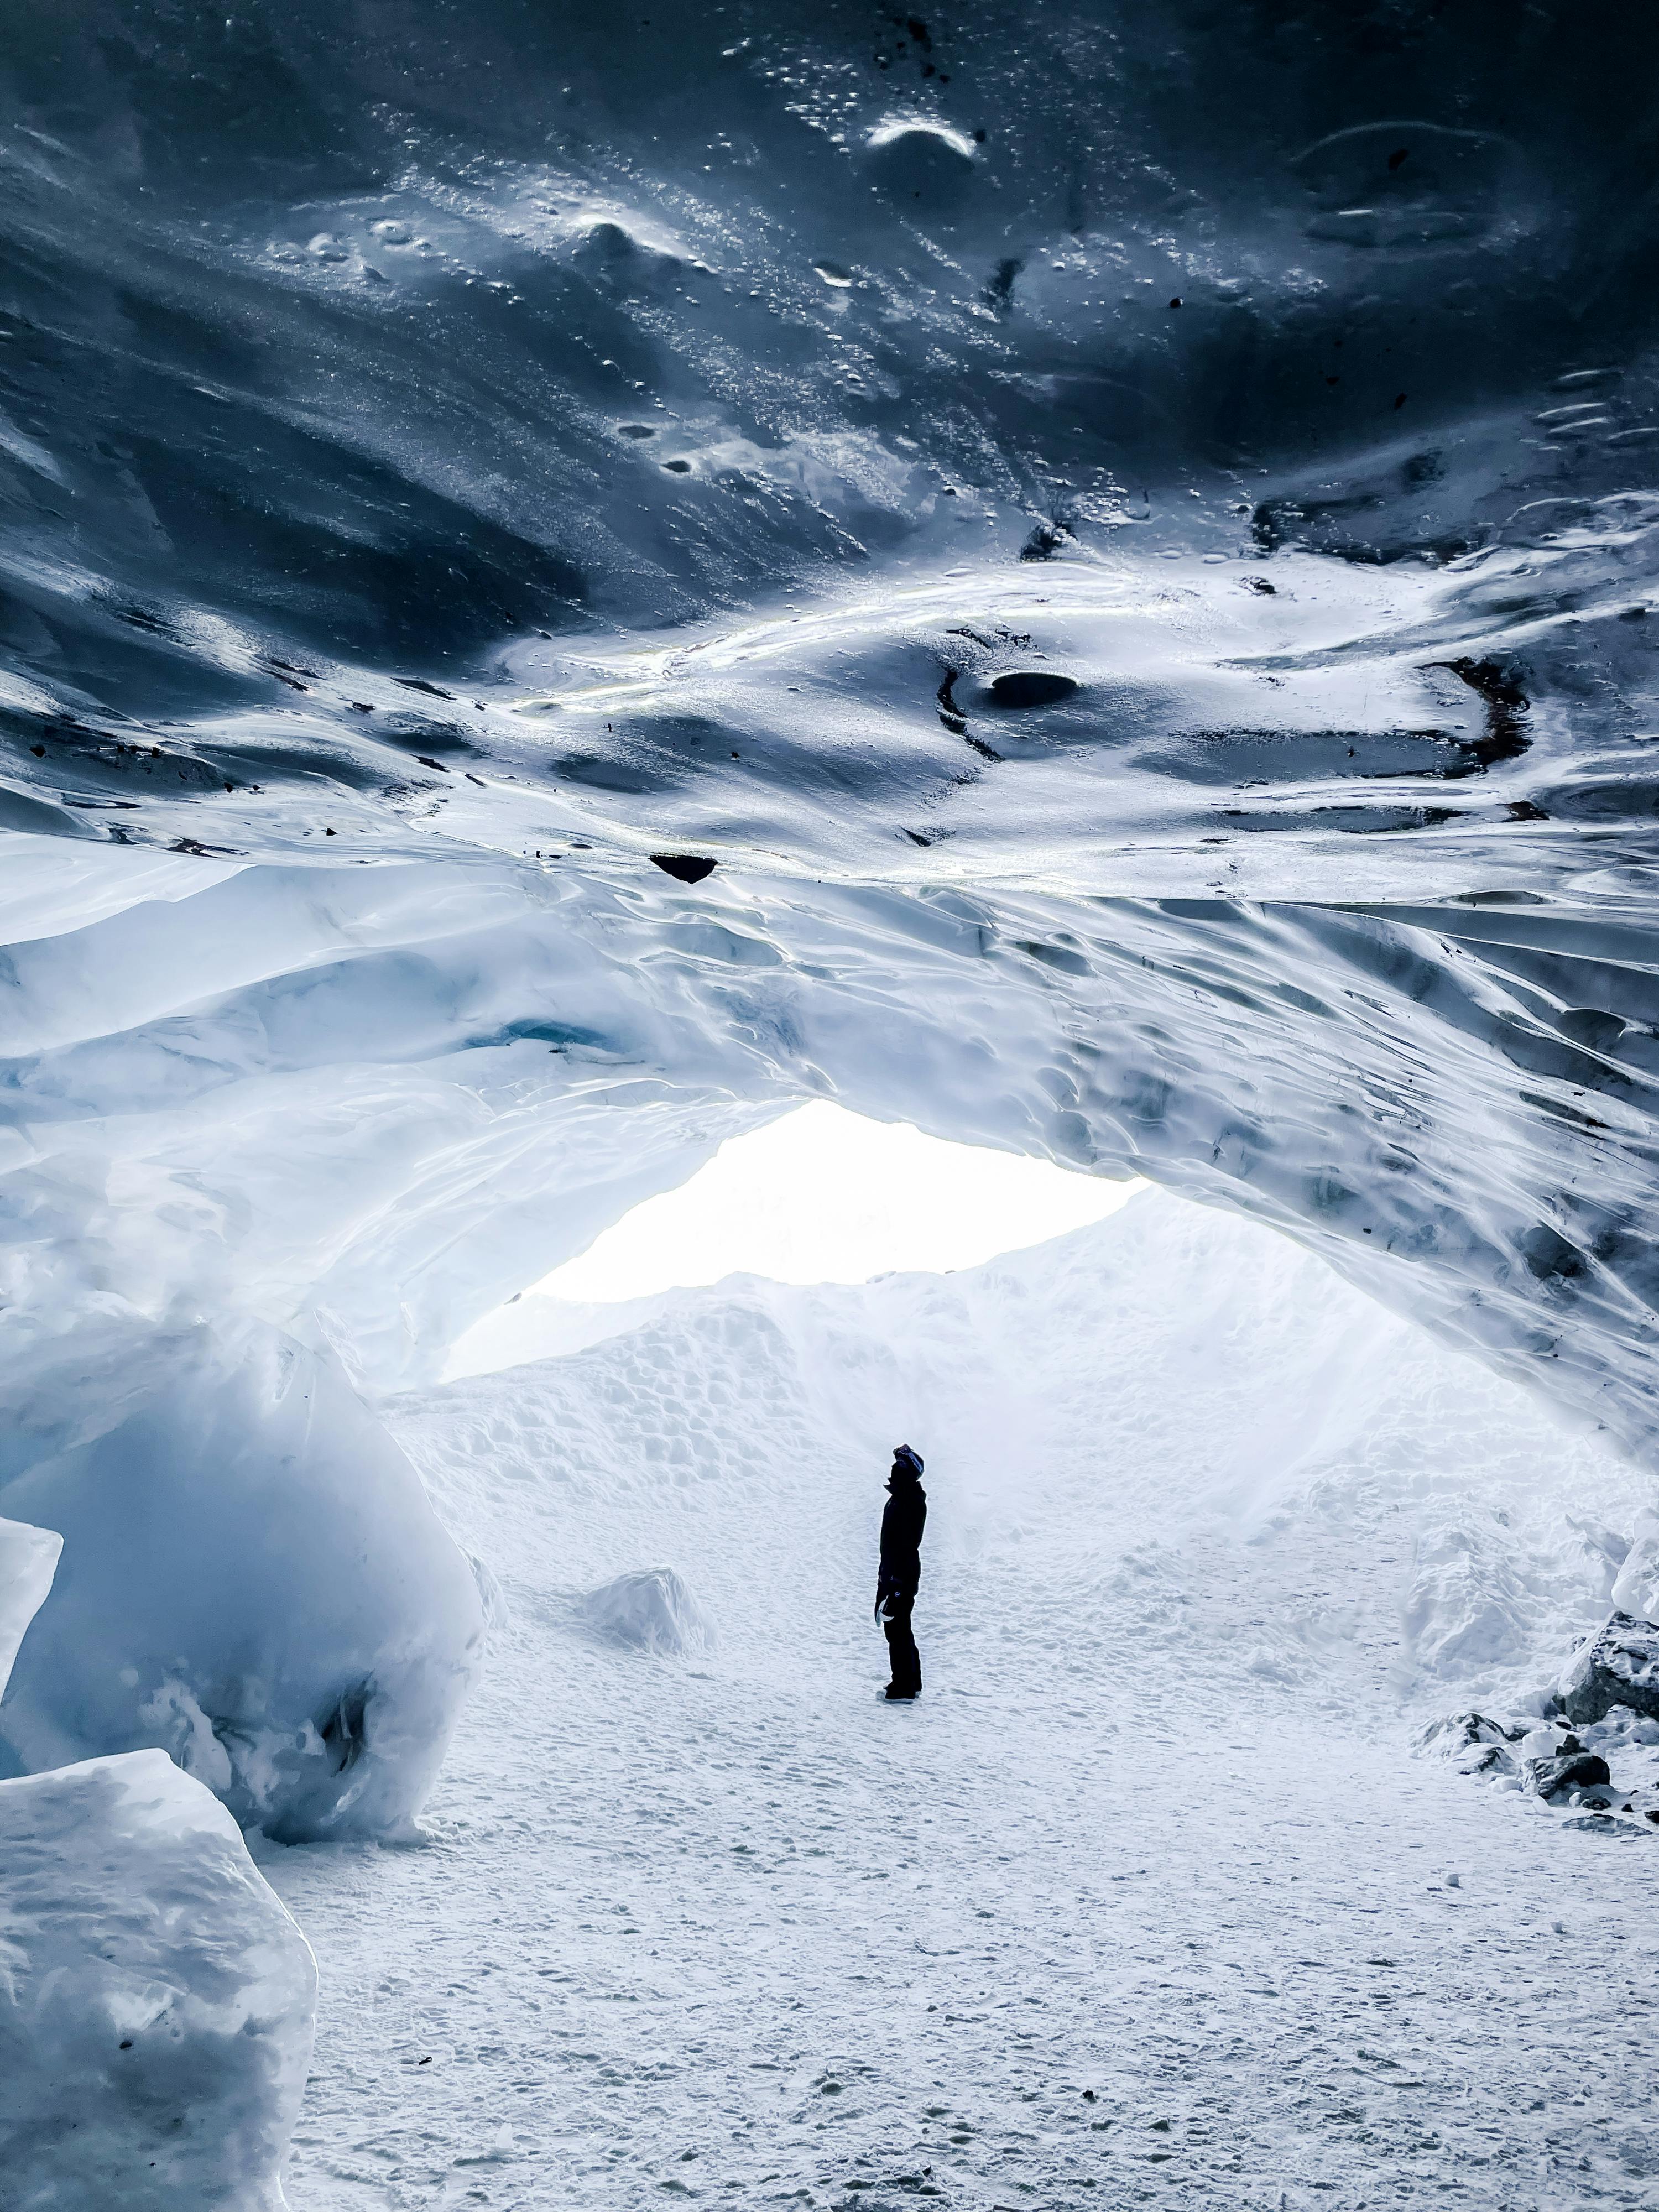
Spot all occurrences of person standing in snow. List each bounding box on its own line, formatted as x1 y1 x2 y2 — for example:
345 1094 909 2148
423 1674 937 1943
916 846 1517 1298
875 1445 927 1701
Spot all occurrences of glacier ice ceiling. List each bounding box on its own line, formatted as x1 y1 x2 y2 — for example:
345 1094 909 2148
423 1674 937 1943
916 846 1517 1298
4 3 1658 1420
4 2 1659 2190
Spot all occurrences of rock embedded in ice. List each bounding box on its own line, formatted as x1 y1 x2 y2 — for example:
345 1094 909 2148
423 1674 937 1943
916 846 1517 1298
985 671 1081 709
0 1747 316 2211
0 1322 486 1842
1558 1611 1659 1729
1557 1812 1651 1838
649 853 719 884
1420 1710 1525 1777
580 1568 714 1655
0 1514 61 1699
1523 1750 1614 1803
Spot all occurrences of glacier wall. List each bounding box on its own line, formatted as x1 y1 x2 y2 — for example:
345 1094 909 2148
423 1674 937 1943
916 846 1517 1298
0 1317 486 1840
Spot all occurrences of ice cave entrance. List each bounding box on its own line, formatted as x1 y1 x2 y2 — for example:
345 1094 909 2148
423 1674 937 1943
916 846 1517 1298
446 1102 1145 1379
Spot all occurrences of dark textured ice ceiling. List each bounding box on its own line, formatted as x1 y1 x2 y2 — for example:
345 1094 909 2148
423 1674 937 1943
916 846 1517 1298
3 2 1659 1457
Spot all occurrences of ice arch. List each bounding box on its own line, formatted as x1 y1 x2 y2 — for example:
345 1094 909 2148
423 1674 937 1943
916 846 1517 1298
4 841 1655 1451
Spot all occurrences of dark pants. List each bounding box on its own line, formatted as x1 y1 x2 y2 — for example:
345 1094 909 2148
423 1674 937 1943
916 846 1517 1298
884 1593 921 1695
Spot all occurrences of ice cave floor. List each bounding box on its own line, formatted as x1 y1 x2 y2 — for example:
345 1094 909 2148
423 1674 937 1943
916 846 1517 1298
266 1190 1659 2211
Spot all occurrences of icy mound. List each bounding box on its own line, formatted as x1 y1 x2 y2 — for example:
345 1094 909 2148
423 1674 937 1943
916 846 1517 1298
0 1322 486 1841
0 1516 60 1698
580 1569 714 1656
0 1749 316 2212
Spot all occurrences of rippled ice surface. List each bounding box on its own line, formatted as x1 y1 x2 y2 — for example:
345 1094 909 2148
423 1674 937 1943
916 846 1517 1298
268 1196 1659 2210
5 2 1659 900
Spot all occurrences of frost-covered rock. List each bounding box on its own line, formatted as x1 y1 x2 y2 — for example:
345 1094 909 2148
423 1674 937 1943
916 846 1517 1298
1420 1710 1525 1778
1558 1611 1659 1729
580 1569 713 1655
1523 1750 1614 1803
0 1748 316 2211
1557 1811 1652 1838
0 1323 485 1841
0 1515 60 1698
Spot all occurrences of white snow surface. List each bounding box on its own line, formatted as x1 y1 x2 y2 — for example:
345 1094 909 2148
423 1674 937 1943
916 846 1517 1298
264 1189 1659 2209
0 1322 486 1841
0 1748 317 2212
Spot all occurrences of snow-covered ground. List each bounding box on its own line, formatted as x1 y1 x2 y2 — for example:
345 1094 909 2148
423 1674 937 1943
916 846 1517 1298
265 1190 1659 2210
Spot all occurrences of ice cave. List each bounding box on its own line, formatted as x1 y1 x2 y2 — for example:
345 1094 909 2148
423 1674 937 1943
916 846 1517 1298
3 4 1659 2205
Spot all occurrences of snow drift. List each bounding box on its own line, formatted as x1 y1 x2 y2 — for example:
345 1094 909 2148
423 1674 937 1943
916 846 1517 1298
273 1187 1659 2205
580 1568 715 1655
398 1188 1651 1724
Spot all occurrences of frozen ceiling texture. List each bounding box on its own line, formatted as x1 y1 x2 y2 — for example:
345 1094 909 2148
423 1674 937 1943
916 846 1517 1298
2 2 1659 1840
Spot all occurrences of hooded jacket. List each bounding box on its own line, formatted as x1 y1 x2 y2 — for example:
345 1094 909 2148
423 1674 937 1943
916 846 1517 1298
878 1447 927 1602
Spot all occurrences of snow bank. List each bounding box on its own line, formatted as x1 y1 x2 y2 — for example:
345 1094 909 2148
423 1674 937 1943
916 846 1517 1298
0 1322 485 1841
0 1747 316 2211
580 1568 714 1655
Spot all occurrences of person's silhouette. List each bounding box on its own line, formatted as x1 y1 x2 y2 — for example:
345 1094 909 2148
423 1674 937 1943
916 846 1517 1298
874 1445 927 1700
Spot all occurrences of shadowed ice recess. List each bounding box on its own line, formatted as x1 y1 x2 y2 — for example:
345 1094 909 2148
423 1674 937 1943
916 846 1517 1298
3 0 1659 1887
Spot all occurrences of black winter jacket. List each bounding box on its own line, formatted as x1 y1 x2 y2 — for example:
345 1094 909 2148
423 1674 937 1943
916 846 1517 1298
878 1461 927 1601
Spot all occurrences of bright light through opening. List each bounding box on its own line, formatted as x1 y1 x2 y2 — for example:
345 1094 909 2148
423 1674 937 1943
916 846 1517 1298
537 1101 1143 1302
445 1103 1147 1379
